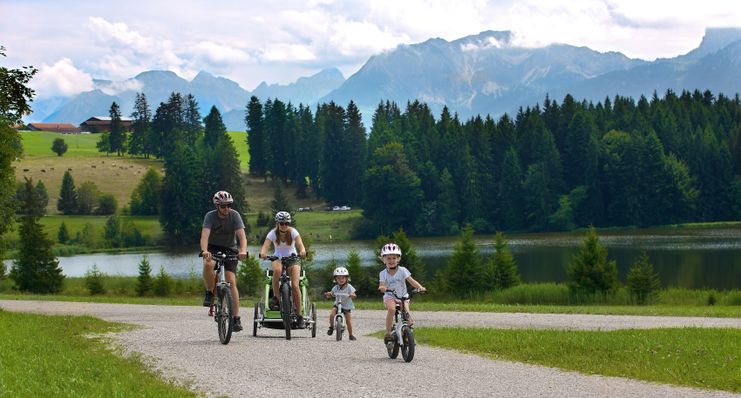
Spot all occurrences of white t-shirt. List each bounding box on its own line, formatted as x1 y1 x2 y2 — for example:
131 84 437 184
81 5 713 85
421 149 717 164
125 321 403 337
331 283 356 310
265 227 300 257
379 266 412 298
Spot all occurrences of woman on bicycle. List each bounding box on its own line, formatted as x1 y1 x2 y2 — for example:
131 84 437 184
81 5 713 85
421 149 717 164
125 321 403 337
259 211 307 327
378 243 426 343
200 190 248 332
323 266 358 340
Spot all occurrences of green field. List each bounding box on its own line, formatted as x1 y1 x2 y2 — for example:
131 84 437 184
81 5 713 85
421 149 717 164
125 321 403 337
0 309 196 397
414 327 741 392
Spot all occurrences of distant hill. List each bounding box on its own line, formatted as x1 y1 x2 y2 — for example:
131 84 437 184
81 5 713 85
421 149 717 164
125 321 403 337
31 27 741 130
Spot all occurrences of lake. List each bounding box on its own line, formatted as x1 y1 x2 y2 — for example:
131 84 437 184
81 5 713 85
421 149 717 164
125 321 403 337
4 226 741 290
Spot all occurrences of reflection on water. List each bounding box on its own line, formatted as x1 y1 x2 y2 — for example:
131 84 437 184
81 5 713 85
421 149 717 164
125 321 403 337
5 227 741 290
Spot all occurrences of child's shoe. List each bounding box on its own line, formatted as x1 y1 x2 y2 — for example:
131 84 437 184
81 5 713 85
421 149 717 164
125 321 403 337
327 327 333 336
349 335 357 341
383 332 394 343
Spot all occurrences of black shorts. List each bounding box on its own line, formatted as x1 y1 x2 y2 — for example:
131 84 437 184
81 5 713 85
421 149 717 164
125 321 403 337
207 245 238 273
332 305 351 314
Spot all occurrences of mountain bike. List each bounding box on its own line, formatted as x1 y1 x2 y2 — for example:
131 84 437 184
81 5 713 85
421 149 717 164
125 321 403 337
200 251 239 345
329 292 350 341
385 289 419 362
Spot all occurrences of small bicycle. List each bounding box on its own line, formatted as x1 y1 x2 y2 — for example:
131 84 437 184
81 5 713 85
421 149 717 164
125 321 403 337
200 251 239 345
385 289 420 362
329 292 350 341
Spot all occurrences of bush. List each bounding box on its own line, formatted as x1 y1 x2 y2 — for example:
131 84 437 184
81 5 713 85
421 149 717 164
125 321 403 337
237 257 263 297
95 194 117 215
51 137 68 156
57 222 69 243
84 264 106 295
627 251 661 305
488 232 521 290
152 266 173 296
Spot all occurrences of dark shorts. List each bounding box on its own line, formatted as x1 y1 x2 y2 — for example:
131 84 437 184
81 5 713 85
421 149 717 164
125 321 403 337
332 305 351 314
207 244 238 273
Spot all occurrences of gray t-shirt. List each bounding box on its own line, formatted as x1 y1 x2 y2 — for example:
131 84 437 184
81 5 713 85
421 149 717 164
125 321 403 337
202 209 245 251
379 266 412 298
331 283 356 310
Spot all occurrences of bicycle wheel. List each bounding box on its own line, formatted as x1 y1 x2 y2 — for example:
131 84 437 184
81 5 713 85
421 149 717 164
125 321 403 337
252 301 262 337
280 282 292 340
387 332 400 359
217 287 234 345
310 303 317 338
335 314 344 341
400 325 415 362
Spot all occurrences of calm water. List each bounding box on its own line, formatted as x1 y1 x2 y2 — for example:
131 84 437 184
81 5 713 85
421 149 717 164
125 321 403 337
5 227 741 290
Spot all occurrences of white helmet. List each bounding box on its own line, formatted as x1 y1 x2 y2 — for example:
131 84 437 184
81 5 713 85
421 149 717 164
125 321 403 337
275 211 291 223
333 266 349 277
380 243 402 256
212 191 233 205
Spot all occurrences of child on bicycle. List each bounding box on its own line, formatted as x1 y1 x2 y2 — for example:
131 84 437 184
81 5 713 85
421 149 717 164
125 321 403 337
377 243 426 343
323 266 357 340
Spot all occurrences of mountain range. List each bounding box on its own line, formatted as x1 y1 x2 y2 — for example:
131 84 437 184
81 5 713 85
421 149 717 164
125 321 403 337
33 27 741 131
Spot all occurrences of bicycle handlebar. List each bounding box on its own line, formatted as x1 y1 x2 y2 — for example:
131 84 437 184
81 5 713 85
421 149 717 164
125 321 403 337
199 251 241 261
385 288 423 300
264 254 300 262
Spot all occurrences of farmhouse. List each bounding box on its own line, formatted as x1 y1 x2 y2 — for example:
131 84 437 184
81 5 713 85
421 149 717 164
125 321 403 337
25 123 81 133
80 116 134 133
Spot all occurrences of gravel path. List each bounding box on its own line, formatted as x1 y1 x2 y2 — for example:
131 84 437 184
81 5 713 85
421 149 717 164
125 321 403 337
2 300 739 398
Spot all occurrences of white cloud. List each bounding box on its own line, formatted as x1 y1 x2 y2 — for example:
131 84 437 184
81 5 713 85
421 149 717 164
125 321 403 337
192 41 251 64
30 58 94 98
261 44 317 62
98 79 144 96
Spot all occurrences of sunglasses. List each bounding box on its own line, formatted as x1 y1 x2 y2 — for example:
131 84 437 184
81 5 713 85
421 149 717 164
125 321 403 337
278 222 289 226
218 204 231 209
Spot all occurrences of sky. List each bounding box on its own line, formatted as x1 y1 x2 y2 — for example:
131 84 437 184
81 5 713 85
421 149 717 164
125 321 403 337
1 0 740 100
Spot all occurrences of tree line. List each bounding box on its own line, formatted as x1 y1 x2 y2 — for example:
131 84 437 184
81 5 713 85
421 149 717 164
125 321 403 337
245 91 741 237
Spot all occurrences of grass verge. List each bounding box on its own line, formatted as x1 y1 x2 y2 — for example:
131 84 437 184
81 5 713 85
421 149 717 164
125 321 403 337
0 309 197 397
413 327 741 392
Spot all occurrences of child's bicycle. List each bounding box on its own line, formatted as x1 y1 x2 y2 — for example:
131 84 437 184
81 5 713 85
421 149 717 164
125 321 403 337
329 292 350 341
385 289 420 362
253 254 316 340
199 251 239 345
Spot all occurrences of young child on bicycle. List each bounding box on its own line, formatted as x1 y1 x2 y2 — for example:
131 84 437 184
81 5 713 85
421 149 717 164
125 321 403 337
377 243 426 343
323 266 358 340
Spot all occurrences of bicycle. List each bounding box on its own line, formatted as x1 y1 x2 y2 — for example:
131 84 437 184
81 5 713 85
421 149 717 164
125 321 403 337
328 292 350 341
384 289 420 362
257 254 315 340
200 251 239 345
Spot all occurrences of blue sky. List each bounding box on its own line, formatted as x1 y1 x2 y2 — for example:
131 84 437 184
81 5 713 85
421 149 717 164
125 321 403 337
1 0 739 99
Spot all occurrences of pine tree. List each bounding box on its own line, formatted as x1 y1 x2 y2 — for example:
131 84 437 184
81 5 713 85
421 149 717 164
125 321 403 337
85 264 106 295
160 142 203 246
57 222 69 243
152 266 173 296
245 96 267 176
136 256 153 296
444 225 485 297
109 101 126 156
488 232 521 290
57 170 78 214
270 184 291 217
11 178 64 293
129 92 151 158
203 106 227 147
627 251 661 305
566 226 618 296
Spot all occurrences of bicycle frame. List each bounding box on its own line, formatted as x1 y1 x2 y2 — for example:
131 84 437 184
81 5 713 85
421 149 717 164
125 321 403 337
332 292 350 340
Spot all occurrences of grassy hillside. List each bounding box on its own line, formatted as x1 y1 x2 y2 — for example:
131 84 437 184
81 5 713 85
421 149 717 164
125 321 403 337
7 131 360 246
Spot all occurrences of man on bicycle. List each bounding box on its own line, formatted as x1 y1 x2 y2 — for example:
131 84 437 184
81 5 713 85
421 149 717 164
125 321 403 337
200 191 248 332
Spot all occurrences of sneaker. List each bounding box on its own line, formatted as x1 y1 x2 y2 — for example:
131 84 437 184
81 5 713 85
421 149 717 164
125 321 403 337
383 332 394 343
296 317 306 329
233 317 243 332
349 335 357 341
327 327 334 336
202 290 214 307
269 296 280 311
